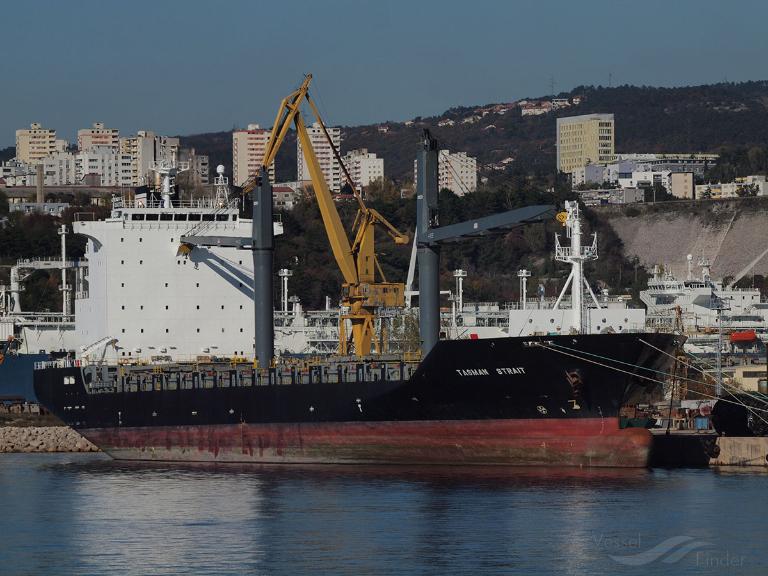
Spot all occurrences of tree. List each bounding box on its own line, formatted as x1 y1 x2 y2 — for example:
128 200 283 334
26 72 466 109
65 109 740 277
364 177 400 202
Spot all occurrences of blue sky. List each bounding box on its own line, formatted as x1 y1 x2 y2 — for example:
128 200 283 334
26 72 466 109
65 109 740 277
2 0 767 146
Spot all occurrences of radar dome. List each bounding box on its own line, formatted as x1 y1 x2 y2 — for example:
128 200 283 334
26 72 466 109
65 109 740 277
216 164 225 175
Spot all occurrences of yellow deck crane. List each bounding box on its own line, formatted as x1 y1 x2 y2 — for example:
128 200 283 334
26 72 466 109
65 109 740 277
254 74 408 356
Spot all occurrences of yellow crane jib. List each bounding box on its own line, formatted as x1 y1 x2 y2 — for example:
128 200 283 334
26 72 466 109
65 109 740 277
263 74 409 356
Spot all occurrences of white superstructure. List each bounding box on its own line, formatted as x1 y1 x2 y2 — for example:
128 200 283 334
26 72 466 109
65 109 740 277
506 201 645 336
640 256 768 334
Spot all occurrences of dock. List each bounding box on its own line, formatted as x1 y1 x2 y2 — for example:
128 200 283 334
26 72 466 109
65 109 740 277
650 430 768 468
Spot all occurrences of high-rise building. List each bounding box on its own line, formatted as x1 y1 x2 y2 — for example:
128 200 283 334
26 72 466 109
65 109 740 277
15 122 58 164
342 149 384 191
556 113 615 174
119 131 179 186
297 122 342 193
76 146 133 187
413 150 478 196
179 147 210 187
78 122 119 152
232 124 275 186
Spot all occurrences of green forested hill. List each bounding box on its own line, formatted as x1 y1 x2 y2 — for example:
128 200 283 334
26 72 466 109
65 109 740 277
181 80 768 184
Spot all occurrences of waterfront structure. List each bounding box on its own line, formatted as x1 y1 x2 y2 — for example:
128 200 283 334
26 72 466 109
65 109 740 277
15 123 58 164
341 149 384 190
77 122 119 152
232 124 275 187
413 150 478 196
297 122 342 193
556 113 615 174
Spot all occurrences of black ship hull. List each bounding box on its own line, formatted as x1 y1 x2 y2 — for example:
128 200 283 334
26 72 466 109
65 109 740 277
33 333 680 467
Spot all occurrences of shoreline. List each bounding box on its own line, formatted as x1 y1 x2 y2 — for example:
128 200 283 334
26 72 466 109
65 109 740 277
0 425 99 453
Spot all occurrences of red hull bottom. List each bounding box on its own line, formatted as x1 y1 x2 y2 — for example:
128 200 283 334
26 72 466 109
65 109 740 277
81 418 652 468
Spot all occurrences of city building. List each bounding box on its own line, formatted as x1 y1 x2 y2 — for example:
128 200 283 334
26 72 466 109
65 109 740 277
413 150 478 196
179 148 210 187
521 101 553 116
76 146 133 187
556 113 615 174
273 184 302 210
232 124 275 187
578 188 644 206
615 153 717 176
15 122 58 164
119 131 179 187
670 172 695 199
9 202 70 216
43 151 78 185
297 122 342 193
618 170 672 192
571 163 607 187
695 175 768 199
77 122 119 152
341 149 384 191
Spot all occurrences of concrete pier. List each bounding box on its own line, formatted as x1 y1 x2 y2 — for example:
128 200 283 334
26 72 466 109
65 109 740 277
650 430 768 468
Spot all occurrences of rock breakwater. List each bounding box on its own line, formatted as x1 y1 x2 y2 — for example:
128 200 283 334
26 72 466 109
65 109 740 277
0 426 99 453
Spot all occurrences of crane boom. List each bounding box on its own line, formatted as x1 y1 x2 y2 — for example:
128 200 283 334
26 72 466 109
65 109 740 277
258 74 408 356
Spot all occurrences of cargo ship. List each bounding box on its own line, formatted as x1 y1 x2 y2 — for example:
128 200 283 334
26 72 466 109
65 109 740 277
31 89 683 468
33 332 678 466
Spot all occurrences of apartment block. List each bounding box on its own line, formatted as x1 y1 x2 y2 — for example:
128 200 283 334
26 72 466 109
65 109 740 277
179 147 210 186
15 123 58 164
297 122 342 193
78 122 119 152
413 150 478 196
670 172 695 199
119 131 179 186
76 146 133 186
232 124 275 187
342 149 384 191
556 113 615 174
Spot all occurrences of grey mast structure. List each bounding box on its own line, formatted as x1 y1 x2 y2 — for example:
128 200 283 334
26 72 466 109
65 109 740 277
414 130 555 356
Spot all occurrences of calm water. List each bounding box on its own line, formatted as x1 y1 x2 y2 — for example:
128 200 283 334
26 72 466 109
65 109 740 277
0 454 766 575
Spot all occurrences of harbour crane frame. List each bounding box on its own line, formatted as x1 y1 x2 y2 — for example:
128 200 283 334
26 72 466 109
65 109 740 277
243 74 409 356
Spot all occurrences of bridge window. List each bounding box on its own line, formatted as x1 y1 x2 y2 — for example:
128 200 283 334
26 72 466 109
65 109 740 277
160 213 173 221
216 214 228 221
145 213 159 221
188 214 201 221
132 214 145 221
174 214 187 221
203 214 215 222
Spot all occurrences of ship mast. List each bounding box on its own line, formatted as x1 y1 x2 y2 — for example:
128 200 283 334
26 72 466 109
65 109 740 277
150 148 190 209
553 201 598 333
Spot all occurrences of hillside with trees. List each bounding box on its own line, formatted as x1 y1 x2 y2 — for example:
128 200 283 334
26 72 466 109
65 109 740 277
181 80 768 186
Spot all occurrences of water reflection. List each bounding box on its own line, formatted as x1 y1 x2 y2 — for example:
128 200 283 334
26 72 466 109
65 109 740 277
1 454 767 575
